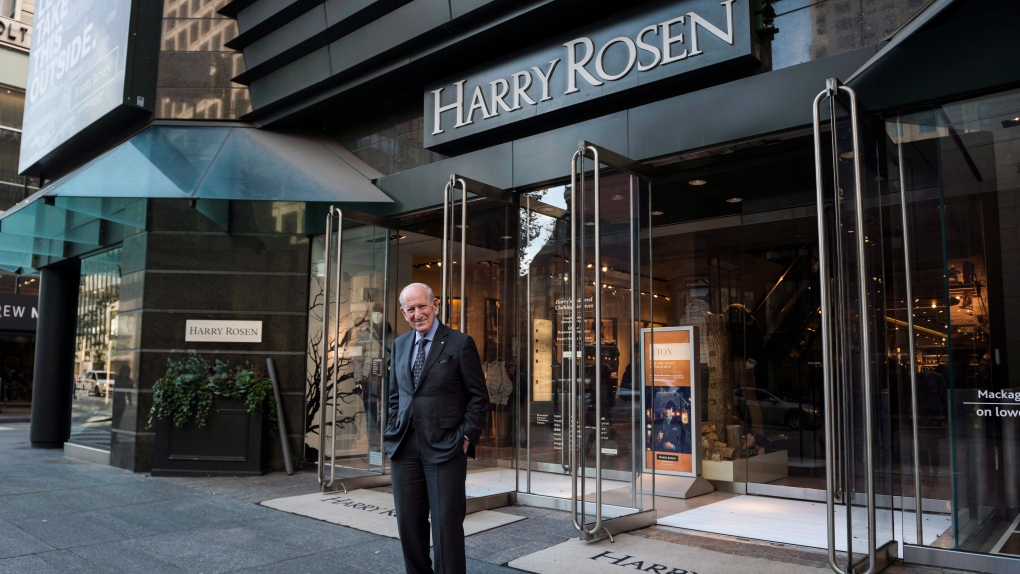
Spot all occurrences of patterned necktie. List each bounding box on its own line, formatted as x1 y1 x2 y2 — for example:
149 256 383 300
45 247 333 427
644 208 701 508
412 338 427 387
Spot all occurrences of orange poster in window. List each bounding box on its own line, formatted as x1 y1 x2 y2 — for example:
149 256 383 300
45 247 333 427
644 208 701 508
643 327 699 477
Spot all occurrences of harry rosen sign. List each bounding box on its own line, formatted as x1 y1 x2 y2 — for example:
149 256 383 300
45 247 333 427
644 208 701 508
424 0 760 147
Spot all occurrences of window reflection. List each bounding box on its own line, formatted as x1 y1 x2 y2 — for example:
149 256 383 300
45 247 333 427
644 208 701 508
895 88 1020 555
70 248 122 451
157 0 247 121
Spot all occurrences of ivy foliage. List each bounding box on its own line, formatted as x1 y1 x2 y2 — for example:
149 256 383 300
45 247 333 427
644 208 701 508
148 354 277 429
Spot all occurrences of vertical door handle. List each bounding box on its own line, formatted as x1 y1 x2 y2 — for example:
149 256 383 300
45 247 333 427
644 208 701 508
318 206 344 491
442 181 451 324
569 150 583 534
318 208 334 490
330 207 344 489
586 144 605 540
456 178 468 333
812 86 843 574
838 83 878 574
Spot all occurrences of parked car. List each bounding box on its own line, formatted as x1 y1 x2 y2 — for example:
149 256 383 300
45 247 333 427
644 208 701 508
82 370 115 396
733 387 819 430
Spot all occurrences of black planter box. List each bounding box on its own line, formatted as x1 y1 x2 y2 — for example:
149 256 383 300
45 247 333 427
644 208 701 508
152 398 267 477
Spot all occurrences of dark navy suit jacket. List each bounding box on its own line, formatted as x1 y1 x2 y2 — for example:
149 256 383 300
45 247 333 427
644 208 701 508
383 322 488 462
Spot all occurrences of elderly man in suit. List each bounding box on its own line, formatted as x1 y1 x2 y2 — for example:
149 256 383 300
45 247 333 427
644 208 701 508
384 282 488 574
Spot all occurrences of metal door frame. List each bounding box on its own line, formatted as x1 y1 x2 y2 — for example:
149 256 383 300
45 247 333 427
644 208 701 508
567 140 657 542
317 207 400 493
439 174 522 513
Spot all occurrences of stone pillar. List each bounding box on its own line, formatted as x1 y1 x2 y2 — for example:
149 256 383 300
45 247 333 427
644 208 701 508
110 200 311 472
30 258 82 448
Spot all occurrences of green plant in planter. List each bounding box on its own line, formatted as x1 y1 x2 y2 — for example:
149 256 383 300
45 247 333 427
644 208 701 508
147 354 277 429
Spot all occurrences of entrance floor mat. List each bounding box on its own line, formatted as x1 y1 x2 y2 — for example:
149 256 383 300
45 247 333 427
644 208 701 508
657 495 951 552
261 488 524 541
509 532 826 574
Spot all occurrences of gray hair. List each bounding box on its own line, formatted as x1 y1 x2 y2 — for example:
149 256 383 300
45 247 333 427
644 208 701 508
399 283 436 309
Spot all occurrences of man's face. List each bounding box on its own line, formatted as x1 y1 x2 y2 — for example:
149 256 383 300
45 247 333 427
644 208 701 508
401 286 438 335
681 409 689 424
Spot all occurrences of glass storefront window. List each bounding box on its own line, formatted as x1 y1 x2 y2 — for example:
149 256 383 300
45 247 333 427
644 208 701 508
70 248 122 450
896 89 1020 559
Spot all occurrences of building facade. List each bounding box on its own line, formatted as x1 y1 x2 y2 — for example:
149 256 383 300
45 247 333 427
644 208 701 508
0 0 37 404
10 0 1020 572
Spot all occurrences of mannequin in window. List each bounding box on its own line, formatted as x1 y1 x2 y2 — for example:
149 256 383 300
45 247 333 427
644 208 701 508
483 355 513 443
353 302 394 434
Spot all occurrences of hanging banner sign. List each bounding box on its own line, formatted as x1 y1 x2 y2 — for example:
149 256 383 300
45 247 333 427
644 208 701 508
642 326 700 477
19 0 134 172
424 0 761 147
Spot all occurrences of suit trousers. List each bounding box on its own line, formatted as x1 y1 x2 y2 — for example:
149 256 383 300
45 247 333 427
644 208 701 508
390 427 468 574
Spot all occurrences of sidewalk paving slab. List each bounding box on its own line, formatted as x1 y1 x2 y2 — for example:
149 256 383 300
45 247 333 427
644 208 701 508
0 425 984 574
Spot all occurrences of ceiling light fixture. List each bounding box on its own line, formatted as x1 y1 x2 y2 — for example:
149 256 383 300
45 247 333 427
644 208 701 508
840 151 855 159
688 179 707 186
500 235 513 239
725 197 743 203
651 210 664 216
610 194 624 201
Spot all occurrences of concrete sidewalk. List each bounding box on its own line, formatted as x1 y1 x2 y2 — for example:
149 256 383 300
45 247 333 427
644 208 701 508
0 424 972 573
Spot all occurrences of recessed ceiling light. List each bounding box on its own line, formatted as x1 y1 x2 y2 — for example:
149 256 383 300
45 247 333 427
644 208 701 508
610 194 624 201
688 179 707 186
584 221 595 226
725 197 743 203
455 224 468 229
839 151 854 159
651 210 664 216
500 235 513 239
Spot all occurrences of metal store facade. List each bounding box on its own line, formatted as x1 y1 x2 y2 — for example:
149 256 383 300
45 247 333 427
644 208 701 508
9 0 1020 572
